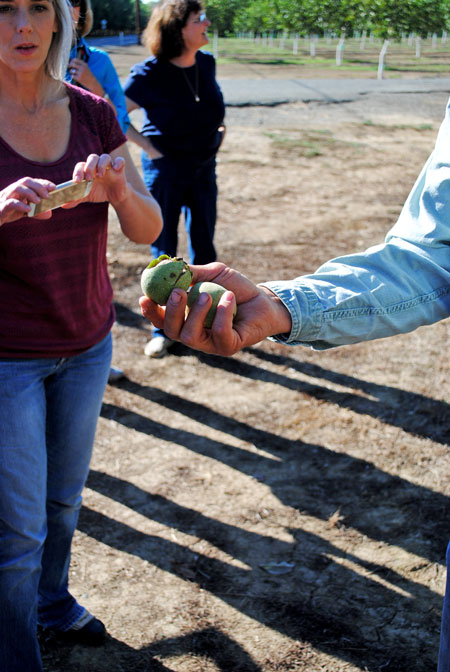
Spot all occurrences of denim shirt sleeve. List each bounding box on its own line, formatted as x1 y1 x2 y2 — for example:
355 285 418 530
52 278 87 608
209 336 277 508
260 98 450 350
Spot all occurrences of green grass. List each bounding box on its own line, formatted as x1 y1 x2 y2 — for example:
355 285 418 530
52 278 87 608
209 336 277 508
213 35 450 76
363 120 433 131
264 129 364 157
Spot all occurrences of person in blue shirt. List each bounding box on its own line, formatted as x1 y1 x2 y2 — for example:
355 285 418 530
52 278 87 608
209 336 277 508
66 0 130 383
124 0 225 359
66 0 130 135
139 94 450 672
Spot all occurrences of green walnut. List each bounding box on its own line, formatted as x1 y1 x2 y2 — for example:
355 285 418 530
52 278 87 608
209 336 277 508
141 255 193 305
187 281 236 328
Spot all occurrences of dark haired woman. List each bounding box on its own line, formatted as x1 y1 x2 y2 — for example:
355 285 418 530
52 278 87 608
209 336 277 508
66 0 130 133
124 0 225 358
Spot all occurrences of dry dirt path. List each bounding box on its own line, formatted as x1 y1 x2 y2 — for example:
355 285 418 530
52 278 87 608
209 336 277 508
41 52 450 672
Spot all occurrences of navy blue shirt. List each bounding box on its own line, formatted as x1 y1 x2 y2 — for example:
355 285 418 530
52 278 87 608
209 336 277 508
123 50 225 165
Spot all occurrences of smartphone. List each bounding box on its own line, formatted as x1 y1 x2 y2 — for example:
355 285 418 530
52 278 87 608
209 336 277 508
28 180 92 217
76 44 89 61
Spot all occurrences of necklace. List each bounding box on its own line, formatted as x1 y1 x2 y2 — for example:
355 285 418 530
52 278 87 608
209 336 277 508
181 63 200 102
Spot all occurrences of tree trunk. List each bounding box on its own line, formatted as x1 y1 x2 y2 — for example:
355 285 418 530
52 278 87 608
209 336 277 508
377 39 389 80
336 36 345 65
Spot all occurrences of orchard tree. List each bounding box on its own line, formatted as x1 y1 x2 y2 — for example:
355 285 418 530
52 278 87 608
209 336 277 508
279 0 325 35
407 0 450 55
369 0 450 77
90 0 139 31
233 0 284 35
320 0 368 36
278 0 328 56
367 0 403 77
206 0 450 49
204 0 243 36
319 0 367 64
370 0 416 40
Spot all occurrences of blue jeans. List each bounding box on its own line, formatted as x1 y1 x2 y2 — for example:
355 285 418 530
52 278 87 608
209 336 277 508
142 153 218 338
438 540 450 672
142 153 218 265
0 333 112 672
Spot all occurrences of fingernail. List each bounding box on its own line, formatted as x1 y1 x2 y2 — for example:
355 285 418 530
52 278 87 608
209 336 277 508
170 289 182 304
198 292 209 305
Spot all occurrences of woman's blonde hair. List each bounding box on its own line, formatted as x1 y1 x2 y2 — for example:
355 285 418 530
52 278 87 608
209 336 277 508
143 0 203 59
76 0 94 37
46 0 75 80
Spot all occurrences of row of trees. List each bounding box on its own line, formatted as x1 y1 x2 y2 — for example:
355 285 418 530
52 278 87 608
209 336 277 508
87 0 450 46
89 0 152 33
204 0 450 41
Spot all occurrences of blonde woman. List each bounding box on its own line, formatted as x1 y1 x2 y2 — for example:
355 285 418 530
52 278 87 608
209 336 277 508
0 1 161 670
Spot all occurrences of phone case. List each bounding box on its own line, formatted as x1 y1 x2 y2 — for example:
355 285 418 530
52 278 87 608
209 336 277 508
28 180 92 217
76 45 89 61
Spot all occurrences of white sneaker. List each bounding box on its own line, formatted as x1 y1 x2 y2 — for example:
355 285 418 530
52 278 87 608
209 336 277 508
144 336 174 358
108 366 124 383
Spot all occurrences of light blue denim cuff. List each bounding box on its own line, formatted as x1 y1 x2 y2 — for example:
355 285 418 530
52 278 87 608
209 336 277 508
259 281 323 345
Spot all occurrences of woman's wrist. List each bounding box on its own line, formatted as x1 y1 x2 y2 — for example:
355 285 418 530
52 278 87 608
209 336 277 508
110 181 132 210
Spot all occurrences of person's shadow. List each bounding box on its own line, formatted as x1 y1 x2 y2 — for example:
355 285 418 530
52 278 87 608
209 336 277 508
42 626 262 671
63 338 448 672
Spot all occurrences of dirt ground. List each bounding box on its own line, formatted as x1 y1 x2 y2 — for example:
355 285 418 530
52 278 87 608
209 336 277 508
41 48 450 672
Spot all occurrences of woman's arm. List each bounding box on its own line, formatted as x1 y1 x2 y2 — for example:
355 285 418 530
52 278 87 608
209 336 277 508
69 57 105 98
125 97 164 159
71 146 162 244
86 51 130 133
110 142 162 242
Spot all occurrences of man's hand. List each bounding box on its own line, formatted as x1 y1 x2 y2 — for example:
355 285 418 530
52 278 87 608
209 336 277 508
140 262 292 356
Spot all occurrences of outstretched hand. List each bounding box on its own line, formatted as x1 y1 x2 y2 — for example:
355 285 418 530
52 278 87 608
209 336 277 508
139 262 292 356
